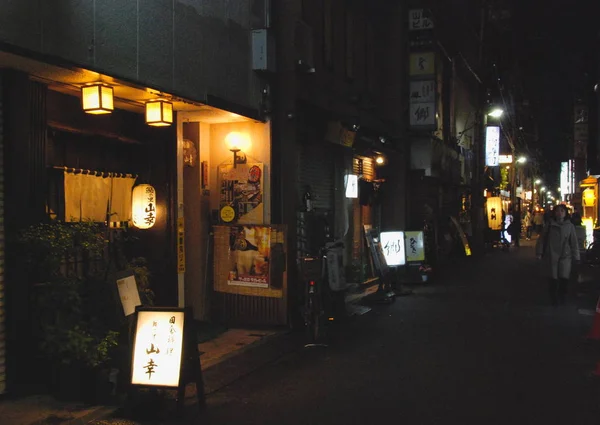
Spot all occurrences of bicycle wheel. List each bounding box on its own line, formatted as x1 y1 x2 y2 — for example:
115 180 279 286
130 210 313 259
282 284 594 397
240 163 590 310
306 294 326 343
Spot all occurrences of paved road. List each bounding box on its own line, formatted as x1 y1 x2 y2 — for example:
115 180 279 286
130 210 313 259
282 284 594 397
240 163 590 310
96 239 600 424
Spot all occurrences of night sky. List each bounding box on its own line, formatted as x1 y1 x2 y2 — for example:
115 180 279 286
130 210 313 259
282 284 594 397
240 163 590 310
510 0 599 179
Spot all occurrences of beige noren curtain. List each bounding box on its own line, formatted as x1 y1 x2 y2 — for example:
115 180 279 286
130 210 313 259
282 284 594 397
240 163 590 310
64 171 136 222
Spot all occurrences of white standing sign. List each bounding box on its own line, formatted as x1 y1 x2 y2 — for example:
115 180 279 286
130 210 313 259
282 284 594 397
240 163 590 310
380 231 406 266
116 274 142 316
485 126 500 166
131 310 185 387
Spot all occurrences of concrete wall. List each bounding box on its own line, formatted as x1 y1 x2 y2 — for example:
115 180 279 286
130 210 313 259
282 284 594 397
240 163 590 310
0 0 265 113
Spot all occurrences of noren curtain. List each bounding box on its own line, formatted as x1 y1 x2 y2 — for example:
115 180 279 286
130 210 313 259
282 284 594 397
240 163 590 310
64 171 136 222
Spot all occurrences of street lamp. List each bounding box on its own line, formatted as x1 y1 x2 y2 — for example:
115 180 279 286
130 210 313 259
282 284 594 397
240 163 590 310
488 108 504 118
516 156 527 164
535 179 541 185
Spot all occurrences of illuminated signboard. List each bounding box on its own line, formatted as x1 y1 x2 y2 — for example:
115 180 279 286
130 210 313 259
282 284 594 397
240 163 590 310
498 154 513 164
485 126 500 166
560 161 569 199
404 231 425 262
131 309 185 387
380 231 406 266
345 174 358 198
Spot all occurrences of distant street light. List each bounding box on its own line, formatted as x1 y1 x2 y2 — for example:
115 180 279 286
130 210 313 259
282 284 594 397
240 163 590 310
535 179 542 184
541 187 546 192
516 156 527 164
488 108 504 118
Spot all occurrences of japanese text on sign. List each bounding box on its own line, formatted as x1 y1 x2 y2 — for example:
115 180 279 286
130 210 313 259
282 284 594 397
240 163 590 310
408 9 434 31
380 231 406 266
485 126 500 166
131 310 185 387
404 231 425 262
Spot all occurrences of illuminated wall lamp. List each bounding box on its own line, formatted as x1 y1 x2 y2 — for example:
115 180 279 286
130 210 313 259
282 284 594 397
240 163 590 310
81 83 114 114
145 99 173 126
225 132 250 168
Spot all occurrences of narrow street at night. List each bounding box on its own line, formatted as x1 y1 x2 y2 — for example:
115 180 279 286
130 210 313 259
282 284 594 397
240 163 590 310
95 240 600 425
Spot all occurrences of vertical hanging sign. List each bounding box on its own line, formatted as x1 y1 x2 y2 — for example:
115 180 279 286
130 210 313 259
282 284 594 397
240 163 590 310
409 80 436 128
177 217 185 273
485 126 500 166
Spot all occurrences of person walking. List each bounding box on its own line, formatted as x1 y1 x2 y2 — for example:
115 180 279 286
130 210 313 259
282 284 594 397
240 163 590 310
523 210 533 240
535 204 580 306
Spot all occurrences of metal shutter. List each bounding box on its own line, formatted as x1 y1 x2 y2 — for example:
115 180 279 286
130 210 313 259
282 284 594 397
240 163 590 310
0 73 5 395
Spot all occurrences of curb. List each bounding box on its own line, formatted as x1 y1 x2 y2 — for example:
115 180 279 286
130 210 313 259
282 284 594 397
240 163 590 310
30 406 119 425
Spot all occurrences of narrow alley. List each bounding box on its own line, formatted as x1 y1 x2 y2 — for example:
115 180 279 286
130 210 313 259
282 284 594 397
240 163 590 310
96 239 600 425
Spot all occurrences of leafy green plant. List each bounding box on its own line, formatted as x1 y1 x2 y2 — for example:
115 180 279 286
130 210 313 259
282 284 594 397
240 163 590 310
18 221 120 370
128 256 155 305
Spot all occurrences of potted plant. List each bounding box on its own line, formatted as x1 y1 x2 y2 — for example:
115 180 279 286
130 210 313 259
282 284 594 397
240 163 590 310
418 263 433 282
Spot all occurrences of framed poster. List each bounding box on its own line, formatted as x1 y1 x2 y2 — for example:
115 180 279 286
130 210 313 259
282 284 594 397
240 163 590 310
218 163 264 224
227 225 271 288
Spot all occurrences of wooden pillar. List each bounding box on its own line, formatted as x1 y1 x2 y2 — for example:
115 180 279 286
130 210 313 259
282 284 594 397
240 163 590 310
2 69 47 394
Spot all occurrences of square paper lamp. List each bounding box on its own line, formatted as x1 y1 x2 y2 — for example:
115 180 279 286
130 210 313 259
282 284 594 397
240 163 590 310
81 84 114 114
146 100 173 127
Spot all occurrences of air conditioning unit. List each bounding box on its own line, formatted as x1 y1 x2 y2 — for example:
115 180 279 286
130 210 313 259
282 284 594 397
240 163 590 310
252 29 276 72
295 20 315 73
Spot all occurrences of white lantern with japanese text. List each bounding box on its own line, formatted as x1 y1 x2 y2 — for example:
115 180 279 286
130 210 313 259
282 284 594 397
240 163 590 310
380 231 406 266
486 196 503 230
132 184 157 229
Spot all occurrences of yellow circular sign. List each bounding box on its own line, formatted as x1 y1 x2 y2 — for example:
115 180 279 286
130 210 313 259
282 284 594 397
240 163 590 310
220 205 236 223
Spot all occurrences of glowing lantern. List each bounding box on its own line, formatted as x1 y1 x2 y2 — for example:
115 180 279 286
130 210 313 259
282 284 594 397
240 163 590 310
81 83 114 114
583 188 596 207
132 184 157 229
145 100 173 126
486 196 503 230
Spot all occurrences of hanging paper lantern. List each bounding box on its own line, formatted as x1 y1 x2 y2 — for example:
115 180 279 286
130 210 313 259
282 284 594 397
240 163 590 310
132 184 157 229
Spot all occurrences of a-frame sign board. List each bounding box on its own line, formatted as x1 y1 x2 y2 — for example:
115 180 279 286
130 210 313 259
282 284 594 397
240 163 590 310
130 306 205 417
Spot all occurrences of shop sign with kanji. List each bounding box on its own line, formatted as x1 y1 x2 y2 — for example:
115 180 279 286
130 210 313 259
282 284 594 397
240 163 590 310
131 310 185 387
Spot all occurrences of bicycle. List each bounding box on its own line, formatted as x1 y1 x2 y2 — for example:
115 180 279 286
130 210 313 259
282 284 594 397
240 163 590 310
300 240 346 347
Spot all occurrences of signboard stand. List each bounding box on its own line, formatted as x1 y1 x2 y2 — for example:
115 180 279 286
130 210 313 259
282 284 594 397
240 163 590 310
128 306 205 420
363 227 396 303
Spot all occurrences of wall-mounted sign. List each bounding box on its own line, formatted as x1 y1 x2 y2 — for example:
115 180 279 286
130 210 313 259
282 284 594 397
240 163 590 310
410 103 436 127
131 309 185 387
345 174 358 198
380 231 406 266
409 80 435 103
177 217 185 273
227 226 271 288
498 154 513 164
486 196 503 230
218 163 264 224
220 205 236 223
116 274 141 316
485 126 500 166
409 52 435 76
409 9 434 31
404 231 425 262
